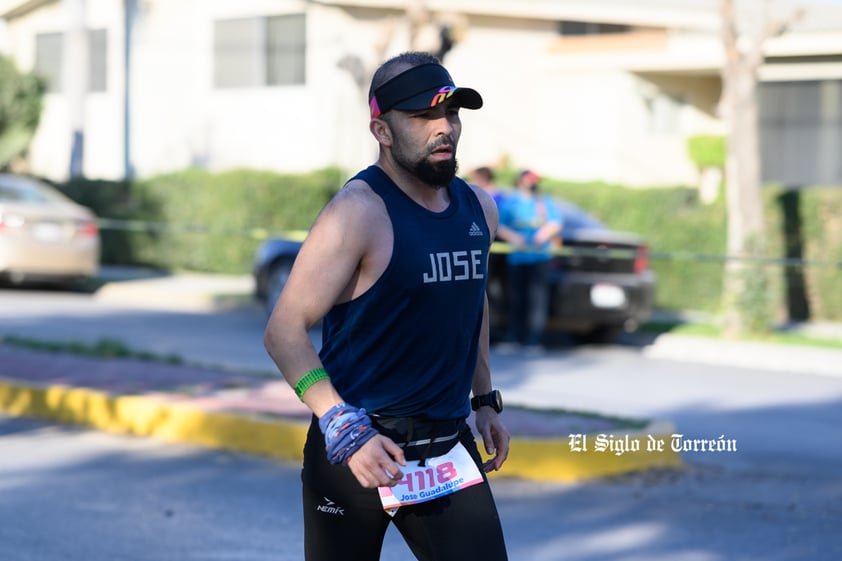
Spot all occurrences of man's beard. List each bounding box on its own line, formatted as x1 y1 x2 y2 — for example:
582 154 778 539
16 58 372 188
413 157 458 189
393 137 459 189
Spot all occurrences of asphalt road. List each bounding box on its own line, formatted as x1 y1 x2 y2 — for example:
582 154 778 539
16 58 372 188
2 284 842 560
2 413 839 561
2 286 842 476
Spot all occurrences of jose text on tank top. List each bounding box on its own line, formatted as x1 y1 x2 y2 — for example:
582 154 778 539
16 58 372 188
319 166 490 419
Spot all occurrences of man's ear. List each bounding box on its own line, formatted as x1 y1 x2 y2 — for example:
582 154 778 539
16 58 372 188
369 118 393 146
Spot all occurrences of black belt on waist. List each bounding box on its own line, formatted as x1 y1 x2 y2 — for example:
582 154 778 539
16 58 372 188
370 415 467 466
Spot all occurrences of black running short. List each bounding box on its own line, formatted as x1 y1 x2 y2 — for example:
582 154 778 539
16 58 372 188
301 415 508 561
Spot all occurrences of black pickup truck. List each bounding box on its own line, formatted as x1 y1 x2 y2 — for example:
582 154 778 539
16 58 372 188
253 198 654 344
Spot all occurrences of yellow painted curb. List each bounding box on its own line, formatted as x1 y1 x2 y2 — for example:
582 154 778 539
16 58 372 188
0 380 308 463
0 379 682 482
490 421 683 482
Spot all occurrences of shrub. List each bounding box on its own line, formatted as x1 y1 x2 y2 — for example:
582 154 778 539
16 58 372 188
687 135 726 169
541 180 727 314
57 167 842 322
0 55 45 170
59 167 344 273
56 177 161 266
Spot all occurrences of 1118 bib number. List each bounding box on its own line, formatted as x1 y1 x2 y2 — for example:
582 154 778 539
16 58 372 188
378 442 484 512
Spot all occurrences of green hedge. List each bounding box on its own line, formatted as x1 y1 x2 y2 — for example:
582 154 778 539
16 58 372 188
539 180 842 323
127 168 342 272
56 168 342 273
59 177 159 267
799 188 842 320
0 55 45 170
686 135 726 169
539 180 729 315
56 168 842 322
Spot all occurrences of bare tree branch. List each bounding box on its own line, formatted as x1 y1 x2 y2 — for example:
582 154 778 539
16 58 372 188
763 6 805 41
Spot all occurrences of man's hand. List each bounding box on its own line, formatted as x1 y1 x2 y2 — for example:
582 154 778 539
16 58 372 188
474 408 510 472
347 434 407 488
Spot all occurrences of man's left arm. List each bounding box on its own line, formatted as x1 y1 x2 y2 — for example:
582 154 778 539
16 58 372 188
469 183 511 472
472 296 511 472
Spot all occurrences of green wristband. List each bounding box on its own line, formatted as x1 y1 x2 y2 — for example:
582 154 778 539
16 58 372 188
294 367 330 400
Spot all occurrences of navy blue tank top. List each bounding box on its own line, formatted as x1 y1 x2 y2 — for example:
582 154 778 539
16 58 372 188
319 165 490 419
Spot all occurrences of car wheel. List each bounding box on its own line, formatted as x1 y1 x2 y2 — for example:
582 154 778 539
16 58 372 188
265 259 293 316
574 325 623 345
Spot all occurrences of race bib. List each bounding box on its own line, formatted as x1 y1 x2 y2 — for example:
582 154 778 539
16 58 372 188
378 441 484 515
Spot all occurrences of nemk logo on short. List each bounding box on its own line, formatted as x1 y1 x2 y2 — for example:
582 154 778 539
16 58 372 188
422 250 484 283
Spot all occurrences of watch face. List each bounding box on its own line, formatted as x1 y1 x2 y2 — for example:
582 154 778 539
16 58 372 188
473 390 503 412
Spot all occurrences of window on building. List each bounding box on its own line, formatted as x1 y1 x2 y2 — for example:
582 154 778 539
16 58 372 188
34 29 108 93
89 28 107 92
267 14 306 85
647 93 685 135
759 79 842 186
34 32 63 93
214 14 306 88
559 21 631 36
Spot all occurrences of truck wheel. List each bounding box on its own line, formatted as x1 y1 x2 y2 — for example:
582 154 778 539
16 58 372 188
574 325 623 345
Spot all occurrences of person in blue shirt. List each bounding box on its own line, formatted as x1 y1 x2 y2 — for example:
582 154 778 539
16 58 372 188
496 170 563 350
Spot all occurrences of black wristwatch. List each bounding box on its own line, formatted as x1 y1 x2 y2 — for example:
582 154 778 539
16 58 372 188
471 390 503 413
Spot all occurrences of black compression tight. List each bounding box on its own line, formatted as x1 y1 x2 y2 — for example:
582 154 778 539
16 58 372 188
301 418 508 561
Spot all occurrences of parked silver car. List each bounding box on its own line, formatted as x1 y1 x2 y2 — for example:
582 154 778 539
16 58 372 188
0 174 100 285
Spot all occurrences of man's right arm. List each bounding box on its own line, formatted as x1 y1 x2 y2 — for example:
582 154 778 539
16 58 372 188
262 181 406 487
263 185 365 416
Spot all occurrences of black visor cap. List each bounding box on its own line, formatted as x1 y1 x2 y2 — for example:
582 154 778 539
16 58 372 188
370 63 483 118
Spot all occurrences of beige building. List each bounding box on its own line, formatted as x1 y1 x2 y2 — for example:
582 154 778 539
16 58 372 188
1 0 842 187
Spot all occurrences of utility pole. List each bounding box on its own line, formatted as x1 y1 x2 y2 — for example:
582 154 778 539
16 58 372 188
63 0 88 178
123 0 137 180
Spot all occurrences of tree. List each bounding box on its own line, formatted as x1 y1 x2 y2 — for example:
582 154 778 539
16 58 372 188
337 0 466 95
718 0 802 336
0 55 45 171
335 0 466 167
